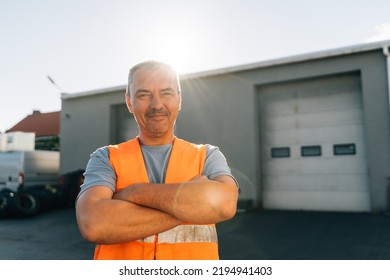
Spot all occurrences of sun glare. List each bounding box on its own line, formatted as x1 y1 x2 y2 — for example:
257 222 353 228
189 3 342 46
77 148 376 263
145 20 210 75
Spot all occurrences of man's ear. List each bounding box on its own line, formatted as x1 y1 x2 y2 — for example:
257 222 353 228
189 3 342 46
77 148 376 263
125 94 134 113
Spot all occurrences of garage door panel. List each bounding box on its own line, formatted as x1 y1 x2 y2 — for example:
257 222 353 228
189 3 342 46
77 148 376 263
262 76 361 112
264 124 364 145
264 92 361 116
258 73 370 212
263 174 369 191
265 157 368 174
263 190 371 212
262 107 363 131
264 141 366 158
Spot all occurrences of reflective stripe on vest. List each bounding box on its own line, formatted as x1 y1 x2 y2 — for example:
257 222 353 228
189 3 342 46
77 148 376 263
94 137 219 260
138 224 218 243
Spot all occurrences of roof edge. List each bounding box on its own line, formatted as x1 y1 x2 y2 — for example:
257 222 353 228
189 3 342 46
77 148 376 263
61 85 126 100
181 39 390 79
62 39 390 100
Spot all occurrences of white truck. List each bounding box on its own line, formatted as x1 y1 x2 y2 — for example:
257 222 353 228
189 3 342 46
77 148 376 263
0 150 60 192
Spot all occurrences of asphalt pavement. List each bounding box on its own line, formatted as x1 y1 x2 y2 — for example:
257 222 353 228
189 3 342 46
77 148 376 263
0 207 389 260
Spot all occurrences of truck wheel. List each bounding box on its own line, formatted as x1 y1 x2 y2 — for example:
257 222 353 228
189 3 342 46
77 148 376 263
14 191 40 217
0 192 9 218
0 189 17 218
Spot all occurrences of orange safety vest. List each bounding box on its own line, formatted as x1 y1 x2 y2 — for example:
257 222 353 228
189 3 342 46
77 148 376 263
93 137 219 260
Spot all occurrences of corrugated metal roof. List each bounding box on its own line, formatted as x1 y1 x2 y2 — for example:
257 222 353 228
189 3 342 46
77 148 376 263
62 39 390 100
7 111 60 137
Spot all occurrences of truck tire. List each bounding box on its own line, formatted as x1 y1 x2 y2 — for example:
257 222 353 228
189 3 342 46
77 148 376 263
13 184 65 217
14 190 40 217
0 189 17 218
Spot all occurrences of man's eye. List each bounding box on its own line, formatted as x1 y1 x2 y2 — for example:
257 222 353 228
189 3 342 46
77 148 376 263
138 93 150 99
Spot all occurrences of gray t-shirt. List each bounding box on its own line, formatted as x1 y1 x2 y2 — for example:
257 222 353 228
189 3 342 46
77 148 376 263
79 143 235 196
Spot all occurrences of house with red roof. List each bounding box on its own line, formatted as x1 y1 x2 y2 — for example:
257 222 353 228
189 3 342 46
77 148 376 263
6 110 60 151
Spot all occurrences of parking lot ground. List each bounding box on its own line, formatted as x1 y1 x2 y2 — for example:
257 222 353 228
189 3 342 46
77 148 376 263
1 207 390 260
218 209 390 260
0 207 94 260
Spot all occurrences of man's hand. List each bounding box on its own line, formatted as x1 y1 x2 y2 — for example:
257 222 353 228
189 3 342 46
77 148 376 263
76 186 183 245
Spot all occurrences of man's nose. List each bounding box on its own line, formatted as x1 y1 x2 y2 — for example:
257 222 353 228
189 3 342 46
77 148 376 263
150 94 163 109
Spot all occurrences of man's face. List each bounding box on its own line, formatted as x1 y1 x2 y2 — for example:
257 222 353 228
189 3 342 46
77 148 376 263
126 67 181 141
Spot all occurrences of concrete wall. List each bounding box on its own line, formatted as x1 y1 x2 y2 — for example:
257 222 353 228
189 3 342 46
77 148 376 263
178 50 390 211
60 89 126 174
60 48 390 211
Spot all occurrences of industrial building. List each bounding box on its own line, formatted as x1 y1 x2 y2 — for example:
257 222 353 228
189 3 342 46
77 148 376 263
60 40 390 213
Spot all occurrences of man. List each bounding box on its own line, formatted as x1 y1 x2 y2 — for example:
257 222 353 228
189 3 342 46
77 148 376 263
76 60 238 260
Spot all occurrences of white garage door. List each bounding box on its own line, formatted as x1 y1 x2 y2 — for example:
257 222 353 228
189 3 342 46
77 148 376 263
258 73 371 212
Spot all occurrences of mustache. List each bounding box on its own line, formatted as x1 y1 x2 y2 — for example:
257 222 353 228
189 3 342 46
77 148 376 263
146 108 169 117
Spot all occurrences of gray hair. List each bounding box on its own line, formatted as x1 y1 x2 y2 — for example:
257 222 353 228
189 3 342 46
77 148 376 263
126 60 181 97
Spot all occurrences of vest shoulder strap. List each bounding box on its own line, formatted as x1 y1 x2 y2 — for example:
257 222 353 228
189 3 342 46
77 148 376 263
165 137 206 183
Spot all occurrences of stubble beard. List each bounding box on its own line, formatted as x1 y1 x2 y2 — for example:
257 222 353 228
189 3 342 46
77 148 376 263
146 120 170 138
145 109 172 138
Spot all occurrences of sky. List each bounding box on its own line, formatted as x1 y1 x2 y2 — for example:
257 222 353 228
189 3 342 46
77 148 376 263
1 0 390 133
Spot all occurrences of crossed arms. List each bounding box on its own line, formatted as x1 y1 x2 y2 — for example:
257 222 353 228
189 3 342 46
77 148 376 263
76 175 238 245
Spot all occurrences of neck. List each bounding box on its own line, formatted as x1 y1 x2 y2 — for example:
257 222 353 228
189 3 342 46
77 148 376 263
138 133 175 146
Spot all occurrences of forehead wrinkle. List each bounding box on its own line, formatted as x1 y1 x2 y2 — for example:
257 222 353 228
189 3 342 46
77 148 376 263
161 87 175 92
130 69 179 95
135 88 152 95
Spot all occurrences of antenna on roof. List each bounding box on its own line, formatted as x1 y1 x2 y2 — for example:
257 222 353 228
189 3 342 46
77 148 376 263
46 75 63 93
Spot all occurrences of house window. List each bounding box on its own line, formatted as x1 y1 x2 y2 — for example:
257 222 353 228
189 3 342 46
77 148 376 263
271 147 290 158
334 143 356 155
301 145 321 157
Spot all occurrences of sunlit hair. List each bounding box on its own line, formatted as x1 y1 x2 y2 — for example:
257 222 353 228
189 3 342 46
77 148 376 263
126 60 181 97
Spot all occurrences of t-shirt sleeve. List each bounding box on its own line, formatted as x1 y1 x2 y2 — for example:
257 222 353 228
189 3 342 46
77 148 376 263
77 146 116 198
203 144 238 188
